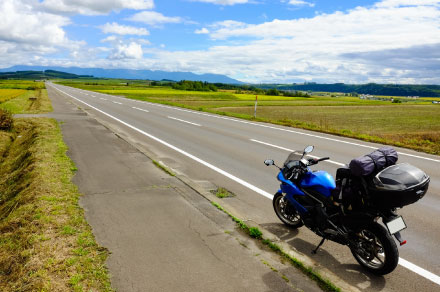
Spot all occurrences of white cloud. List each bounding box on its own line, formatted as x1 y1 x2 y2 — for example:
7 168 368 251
0 0 70 47
123 0 440 83
100 22 149 36
0 0 84 69
101 35 119 43
190 0 249 5
41 0 154 15
195 27 210 34
287 0 315 7
2 0 440 84
109 42 143 59
127 11 182 26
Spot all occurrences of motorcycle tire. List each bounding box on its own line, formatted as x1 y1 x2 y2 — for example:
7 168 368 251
350 222 399 275
273 192 304 229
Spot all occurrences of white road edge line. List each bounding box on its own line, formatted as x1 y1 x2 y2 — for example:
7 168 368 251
250 139 345 167
132 107 149 113
168 116 201 127
51 84 440 286
65 86 439 163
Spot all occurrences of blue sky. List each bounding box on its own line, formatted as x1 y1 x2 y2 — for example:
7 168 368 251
1 0 440 83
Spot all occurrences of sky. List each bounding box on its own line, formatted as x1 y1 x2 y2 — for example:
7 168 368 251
1 0 440 84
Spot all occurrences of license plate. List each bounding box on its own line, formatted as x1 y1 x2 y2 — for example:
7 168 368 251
386 216 407 234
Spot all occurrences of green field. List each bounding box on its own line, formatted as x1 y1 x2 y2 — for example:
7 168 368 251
57 80 440 155
0 80 52 114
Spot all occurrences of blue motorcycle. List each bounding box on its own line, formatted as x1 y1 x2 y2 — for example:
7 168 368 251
264 145 429 275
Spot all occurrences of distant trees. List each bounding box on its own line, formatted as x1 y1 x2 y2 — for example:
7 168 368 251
172 80 217 92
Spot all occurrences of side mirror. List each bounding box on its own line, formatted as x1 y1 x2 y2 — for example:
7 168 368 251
304 145 314 154
264 159 274 166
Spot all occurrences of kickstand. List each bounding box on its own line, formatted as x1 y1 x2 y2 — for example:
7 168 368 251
312 238 326 254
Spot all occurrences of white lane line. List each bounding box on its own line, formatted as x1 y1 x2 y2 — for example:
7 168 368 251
250 139 345 167
100 97 107 101
137 102 440 163
91 95 96 97
51 86 272 200
132 107 149 113
112 101 123 105
51 84 440 286
168 116 201 127
399 259 440 286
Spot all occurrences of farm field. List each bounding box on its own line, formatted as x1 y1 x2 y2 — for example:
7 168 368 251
0 80 52 114
0 89 26 103
57 80 440 155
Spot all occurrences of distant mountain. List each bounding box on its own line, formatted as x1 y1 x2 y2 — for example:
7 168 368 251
0 65 243 84
0 69 92 80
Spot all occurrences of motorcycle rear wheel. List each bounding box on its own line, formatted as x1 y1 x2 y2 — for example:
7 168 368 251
350 222 399 275
273 193 304 228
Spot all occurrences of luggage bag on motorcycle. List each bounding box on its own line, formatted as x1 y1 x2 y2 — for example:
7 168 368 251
368 163 430 208
349 146 398 177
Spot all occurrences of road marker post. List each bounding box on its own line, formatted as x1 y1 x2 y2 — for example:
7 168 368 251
254 95 258 118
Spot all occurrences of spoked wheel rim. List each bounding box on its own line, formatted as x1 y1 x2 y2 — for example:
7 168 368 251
274 195 302 226
353 229 386 270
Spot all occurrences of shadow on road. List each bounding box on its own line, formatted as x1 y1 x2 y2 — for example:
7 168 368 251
261 223 387 291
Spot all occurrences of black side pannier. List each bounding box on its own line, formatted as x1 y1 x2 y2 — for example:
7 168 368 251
332 167 366 211
349 146 398 177
368 163 430 208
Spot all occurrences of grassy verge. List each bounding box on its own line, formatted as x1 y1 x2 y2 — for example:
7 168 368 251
0 118 113 291
211 201 340 292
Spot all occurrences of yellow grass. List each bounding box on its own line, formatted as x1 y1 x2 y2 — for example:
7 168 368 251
0 89 26 103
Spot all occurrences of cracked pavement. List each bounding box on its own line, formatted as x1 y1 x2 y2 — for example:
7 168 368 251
47 86 323 292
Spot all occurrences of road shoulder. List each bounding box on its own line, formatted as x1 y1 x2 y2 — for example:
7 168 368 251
47 84 325 291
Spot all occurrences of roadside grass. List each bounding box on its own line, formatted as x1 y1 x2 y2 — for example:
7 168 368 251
211 187 235 198
152 159 176 176
216 105 440 155
211 201 340 292
55 81 440 155
0 89 53 114
0 119 113 292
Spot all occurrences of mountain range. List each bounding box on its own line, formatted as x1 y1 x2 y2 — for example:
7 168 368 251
0 65 243 84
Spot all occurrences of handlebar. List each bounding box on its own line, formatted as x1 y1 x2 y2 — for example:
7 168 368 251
308 157 330 165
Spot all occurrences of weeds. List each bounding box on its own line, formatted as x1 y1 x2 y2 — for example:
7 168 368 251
0 119 113 291
211 187 235 198
152 160 175 176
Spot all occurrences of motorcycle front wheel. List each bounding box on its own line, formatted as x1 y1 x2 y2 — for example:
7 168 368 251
273 193 303 228
350 222 399 275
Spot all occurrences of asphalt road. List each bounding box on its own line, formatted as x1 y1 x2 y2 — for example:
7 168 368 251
47 82 440 292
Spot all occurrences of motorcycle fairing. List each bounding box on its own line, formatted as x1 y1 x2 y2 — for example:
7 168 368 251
300 171 336 198
277 172 308 214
